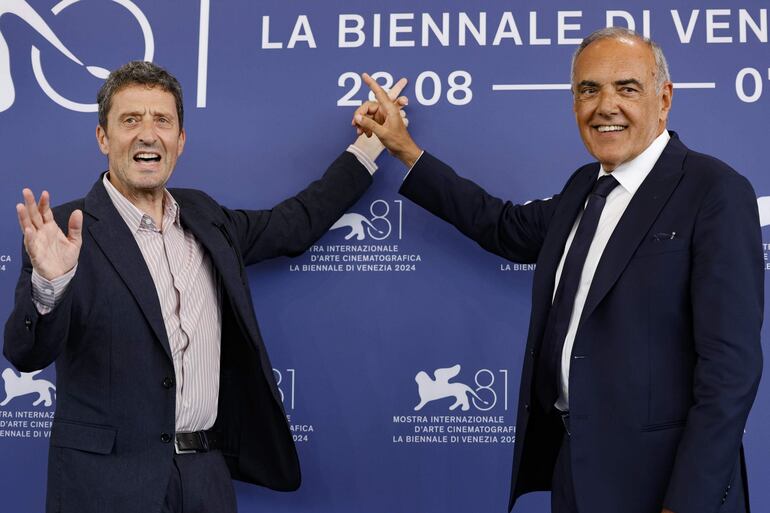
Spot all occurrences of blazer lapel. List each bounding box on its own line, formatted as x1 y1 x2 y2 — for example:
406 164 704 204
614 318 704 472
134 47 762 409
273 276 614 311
529 165 599 340
176 199 252 324
579 135 687 325
84 178 173 361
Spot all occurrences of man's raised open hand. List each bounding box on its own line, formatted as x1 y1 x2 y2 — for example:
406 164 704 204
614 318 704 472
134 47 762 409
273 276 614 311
16 189 82 280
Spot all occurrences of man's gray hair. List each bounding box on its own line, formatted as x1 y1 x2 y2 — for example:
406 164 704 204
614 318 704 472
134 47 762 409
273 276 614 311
570 27 671 93
97 61 184 130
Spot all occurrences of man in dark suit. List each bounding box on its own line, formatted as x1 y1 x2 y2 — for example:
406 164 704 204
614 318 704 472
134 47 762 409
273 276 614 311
353 28 763 513
3 61 405 513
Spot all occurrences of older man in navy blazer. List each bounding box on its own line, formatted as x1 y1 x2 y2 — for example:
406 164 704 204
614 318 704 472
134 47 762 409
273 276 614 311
354 27 763 513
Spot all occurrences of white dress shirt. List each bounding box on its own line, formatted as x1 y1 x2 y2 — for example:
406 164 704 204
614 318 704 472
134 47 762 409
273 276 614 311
553 130 671 411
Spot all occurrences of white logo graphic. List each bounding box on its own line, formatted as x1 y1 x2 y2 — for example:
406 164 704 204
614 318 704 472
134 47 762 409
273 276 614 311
329 213 383 240
757 196 770 227
328 200 404 241
0 368 56 407
414 364 488 412
1 0 153 113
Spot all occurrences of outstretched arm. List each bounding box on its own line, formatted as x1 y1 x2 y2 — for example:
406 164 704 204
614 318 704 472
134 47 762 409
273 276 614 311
223 79 411 264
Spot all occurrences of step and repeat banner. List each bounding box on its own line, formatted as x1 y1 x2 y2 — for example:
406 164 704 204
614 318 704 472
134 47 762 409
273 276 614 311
0 1 768 512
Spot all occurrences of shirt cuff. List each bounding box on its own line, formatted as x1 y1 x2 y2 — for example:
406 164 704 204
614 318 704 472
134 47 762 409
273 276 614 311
31 265 77 314
403 150 426 181
346 144 378 175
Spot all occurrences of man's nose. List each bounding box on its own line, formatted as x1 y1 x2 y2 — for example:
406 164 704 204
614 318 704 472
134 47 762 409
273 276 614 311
137 119 158 144
596 88 619 117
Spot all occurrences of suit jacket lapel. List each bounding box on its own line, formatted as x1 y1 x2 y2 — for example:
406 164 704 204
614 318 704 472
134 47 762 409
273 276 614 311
84 177 173 361
176 198 252 327
528 166 599 344
579 135 687 325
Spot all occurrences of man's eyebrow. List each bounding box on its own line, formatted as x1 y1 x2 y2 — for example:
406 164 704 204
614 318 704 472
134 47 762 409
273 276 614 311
150 110 175 119
615 78 644 89
119 110 145 118
577 80 600 89
118 109 175 119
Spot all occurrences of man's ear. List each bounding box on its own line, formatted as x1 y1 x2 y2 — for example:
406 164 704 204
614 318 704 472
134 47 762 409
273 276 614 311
177 128 186 157
96 125 109 155
659 81 673 124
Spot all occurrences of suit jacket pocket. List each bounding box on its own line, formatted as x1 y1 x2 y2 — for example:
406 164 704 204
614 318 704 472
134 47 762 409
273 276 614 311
633 237 689 258
640 419 687 432
51 419 116 454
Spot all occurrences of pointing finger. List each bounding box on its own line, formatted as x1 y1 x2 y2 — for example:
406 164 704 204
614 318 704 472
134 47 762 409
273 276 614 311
388 77 408 100
362 73 397 114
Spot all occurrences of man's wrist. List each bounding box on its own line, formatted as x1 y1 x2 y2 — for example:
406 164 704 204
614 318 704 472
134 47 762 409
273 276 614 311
396 143 423 169
351 133 385 165
31 265 77 313
346 143 379 175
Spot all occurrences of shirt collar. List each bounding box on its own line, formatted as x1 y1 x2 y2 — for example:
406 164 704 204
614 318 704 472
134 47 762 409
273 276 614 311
598 130 670 195
102 173 180 233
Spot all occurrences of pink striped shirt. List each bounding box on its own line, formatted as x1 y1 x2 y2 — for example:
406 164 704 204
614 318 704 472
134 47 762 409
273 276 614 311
101 175 221 432
33 175 222 432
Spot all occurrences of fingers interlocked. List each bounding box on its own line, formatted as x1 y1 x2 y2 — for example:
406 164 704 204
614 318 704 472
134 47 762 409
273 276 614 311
352 74 409 137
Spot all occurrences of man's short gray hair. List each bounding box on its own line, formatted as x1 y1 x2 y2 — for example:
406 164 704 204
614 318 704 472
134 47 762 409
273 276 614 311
570 27 671 93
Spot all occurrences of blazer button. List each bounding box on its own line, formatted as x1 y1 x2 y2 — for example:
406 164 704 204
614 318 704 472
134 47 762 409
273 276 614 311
160 432 172 443
24 316 32 331
162 377 175 389
524 403 530 412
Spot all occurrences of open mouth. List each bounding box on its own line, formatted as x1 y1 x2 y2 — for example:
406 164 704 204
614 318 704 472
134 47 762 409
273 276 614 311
133 152 161 163
594 125 627 133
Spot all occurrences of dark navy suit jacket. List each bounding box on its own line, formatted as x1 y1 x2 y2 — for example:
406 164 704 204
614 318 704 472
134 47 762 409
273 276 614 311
4 152 372 513
399 134 763 513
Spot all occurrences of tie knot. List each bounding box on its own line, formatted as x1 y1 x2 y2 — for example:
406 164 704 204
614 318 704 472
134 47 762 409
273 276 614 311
591 175 619 198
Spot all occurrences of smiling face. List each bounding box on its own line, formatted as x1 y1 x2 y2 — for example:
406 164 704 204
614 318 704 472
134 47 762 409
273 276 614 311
572 36 672 171
96 84 185 199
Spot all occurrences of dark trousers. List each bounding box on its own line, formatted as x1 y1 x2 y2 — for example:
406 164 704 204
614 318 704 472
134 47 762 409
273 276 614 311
551 429 578 513
161 450 238 513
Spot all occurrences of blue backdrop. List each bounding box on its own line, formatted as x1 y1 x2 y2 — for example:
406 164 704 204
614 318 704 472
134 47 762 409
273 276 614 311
0 1 768 512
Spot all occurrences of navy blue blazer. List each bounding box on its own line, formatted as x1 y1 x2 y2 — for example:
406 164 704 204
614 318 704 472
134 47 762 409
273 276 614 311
400 134 763 513
4 152 372 513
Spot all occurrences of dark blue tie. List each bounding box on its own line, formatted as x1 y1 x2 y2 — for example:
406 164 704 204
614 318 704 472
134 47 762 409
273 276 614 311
535 174 619 413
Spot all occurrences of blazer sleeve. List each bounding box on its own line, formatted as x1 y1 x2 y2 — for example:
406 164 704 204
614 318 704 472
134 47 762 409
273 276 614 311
221 151 372 265
399 151 561 263
3 238 75 372
663 171 764 513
